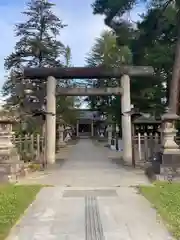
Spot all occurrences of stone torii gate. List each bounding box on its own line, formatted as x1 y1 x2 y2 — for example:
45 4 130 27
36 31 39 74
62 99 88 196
23 66 154 165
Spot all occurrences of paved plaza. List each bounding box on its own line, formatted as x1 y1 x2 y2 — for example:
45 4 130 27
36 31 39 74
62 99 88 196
7 139 174 240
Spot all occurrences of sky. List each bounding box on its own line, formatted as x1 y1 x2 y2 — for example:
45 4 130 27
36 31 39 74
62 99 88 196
0 0 146 104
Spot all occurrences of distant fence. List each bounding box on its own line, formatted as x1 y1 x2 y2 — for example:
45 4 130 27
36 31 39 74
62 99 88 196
12 134 45 162
132 132 180 166
132 133 160 166
11 132 180 167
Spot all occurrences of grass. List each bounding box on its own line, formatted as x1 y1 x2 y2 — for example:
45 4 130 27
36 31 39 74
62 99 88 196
140 182 180 239
0 184 42 240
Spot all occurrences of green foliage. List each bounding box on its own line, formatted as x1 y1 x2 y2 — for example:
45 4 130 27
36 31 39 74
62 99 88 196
28 163 42 171
140 182 180 239
91 0 180 115
2 0 66 113
92 0 139 46
131 4 177 111
92 0 138 25
86 30 132 66
4 0 66 71
86 30 132 123
0 184 42 239
56 96 79 125
21 150 35 162
2 0 78 132
56 46 80 125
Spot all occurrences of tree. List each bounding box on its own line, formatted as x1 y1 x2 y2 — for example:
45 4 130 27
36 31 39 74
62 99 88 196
92 0 180 115
127 6 176 114
133 5 177 105
3 0 66 99
2 0 77 133
86 22 166 115
86 30 132 123
56 46 80 125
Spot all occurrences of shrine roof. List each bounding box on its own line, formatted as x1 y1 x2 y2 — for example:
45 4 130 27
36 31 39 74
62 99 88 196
133 115 161 124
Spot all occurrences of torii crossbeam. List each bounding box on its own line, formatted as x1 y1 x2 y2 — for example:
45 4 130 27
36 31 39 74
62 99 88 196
23 66 154 79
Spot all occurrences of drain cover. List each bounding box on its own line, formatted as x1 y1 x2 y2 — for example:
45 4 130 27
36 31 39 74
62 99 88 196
63 189 117 198
85 196 105 240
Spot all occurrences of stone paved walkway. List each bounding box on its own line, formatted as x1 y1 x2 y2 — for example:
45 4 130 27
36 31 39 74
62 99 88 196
7 139 174 240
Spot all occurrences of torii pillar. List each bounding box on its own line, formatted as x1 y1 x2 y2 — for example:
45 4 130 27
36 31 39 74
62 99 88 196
45 76 56 164
121 75 132 163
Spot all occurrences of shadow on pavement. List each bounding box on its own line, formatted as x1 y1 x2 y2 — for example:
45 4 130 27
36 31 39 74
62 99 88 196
110 157 144 171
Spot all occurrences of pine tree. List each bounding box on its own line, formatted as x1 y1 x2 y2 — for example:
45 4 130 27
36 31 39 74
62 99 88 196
2 0 70 133
56 46 80 125
3 0 66 98
92 0 180 114
85 30 132 123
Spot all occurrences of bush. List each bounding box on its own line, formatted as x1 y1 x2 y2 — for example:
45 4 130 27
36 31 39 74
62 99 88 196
28 163 42 171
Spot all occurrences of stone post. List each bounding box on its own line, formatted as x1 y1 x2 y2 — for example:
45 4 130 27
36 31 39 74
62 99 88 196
64 126 71 142
58 124 66 148
0 117 22 182
45 76 56 164
107 125 112 147
121 74 132 163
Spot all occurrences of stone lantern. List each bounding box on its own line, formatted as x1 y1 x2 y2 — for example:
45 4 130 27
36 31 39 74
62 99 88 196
0 114 22 182
106 114 113 147
64 125 72 143
99 123 105 138
106 125 113 147
57 115 66 150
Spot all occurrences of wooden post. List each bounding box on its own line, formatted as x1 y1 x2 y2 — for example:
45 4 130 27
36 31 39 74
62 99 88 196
144 133 148 161
149 133 154 158
19 135 22 153
24 134 28 153
76 120 79 137
138 132 142 161
131 123 135 167
91 120 94 137
154 133 159 152
30 134 34 157
36 134 40 160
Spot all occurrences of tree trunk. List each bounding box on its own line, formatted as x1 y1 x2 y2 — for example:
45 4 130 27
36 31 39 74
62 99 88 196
168 9 180 113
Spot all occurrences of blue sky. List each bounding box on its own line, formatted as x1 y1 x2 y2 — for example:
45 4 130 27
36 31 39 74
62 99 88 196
0 0 146 102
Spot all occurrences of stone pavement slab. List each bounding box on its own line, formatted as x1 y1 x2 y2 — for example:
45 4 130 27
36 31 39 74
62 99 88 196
18 139 149 187
6 186 174 240
7 139 174 239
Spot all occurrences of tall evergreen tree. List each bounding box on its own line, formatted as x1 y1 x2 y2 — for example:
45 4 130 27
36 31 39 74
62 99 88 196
2 0 76 133
3 0 66 98
92 0 180 114
56 46 80 125
86 30 132 123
